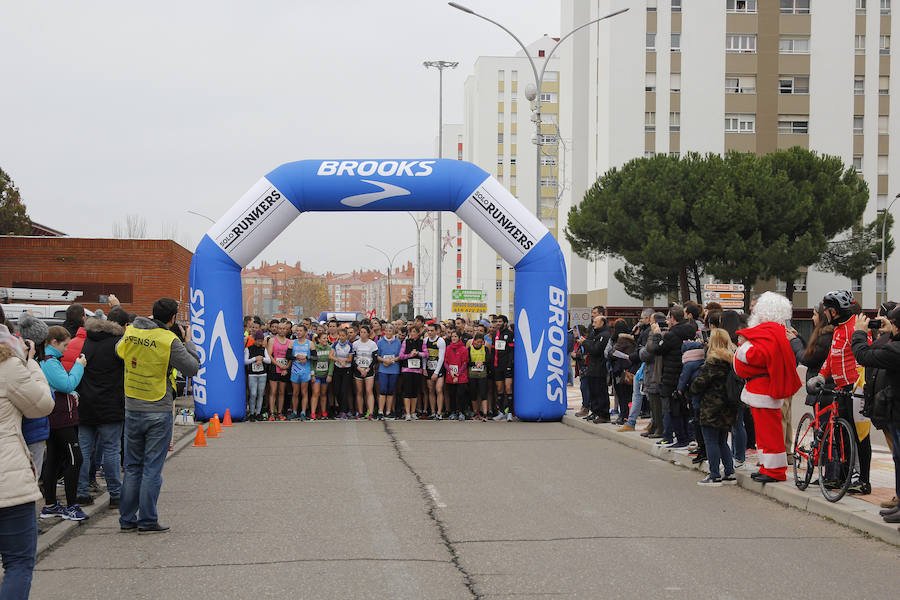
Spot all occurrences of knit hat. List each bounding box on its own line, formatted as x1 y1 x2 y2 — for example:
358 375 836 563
17 312 49 344
253 329 265 341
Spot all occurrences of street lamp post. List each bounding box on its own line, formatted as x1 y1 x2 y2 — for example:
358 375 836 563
881 194 899 306
448 2 628 218
366 244 416 318
407 211 432 315
424 59 458 321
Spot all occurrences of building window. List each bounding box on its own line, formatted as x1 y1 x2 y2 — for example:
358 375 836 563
882 0 891 15
672 0 682 12
851 277 863 293
855 75 865 95
510 157 516 165
776 274 808 292
644 151 656 158
877 272 887 293
726 34 757 53
539 92 557 103
725 113 756 133
497 112 504 123
779 75 809 94
857 0 867 13
879 154 889 174
880 115 890 134
645 111 656 132
669 112 681 132
498 70 504 82
779 37 810 54
777 116 809 134
671 33 681 52
780 0 811 14
854 116 864 134
670 151 681 158
855 35 866 55
670 73 681 93
495 280 503 290
726 75 756 94
880 76 890 94
497 133 503 143
646 72 657 92
646 32 656 51
647 0 657 11
853 155 863 172
497 91 505 102
881 35 891 54
539 134 557 145
544 71 558 82
878 194 888 210
497 154 503 165
540 156 557 166
727 0 757 13
540 176 558 187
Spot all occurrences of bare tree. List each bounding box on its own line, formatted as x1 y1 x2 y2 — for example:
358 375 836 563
112 214 148 238
159 220 189 246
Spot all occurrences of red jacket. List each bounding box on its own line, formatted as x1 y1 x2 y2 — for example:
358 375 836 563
734 322 802 409
61 327 87 372
444 341 469 384
819 318 859 389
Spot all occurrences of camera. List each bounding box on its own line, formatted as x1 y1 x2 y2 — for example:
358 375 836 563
869 318 885 330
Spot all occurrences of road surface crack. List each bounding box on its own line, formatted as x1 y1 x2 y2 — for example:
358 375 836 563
383 422 481 600
35 556 450 572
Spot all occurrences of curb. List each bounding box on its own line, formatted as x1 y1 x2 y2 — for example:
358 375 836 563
562 414 900 547
36 426 197 560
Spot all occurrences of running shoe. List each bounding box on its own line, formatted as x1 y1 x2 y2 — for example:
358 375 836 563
670 441 689 449
40 504 66 519
656 439 674 446
277 414 286 421
337 412 347 420
299 412 309 422
721 474 738 485
436 413 443 420
321 412 328 419
449 412 458 421
492 412 505 421
377 413 385 421
310 413 317 421
367 411 374 420
267 415 275 422
405 413 412 421
62 505 89 521
458 413 466 421
288 411 298 421
506 412 515 422
697 476 722 487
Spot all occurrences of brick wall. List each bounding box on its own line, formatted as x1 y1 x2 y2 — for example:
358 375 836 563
0 237 193 322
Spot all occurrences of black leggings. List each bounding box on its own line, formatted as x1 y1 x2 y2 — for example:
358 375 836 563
332 367 353 413
43 426 82 507
445 383 467 414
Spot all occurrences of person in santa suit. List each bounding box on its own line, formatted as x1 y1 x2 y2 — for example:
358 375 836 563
733 292 803 483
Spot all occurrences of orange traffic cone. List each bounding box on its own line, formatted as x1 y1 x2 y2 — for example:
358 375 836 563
206 421 219 438
212 414 222 434
222 409 233 427
192 425 207 447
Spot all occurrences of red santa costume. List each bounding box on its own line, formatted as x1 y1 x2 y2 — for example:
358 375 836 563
734 293 802 481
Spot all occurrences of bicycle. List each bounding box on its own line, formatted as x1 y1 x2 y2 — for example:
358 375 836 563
792 385 858 502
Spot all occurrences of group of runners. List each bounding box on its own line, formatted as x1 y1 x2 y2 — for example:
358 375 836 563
241 314 517 422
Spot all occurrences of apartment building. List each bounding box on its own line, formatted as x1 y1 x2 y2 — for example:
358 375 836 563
559 0 900 309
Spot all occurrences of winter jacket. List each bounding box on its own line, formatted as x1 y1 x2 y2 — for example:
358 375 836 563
115 316 200 414
800 327 833 406
582 324 611 377
690 357 739 430
734 322 803 409
0 339 54 509
648 319 698 397
60 323 87 372
609 334 636 383
676 341 705 393
41 345 84 429
76 317 125 425
444 340 470 384
851 329 900 429
820 318 859 389
639 334 662 395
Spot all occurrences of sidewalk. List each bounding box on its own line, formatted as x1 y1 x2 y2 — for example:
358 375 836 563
563 383 900 546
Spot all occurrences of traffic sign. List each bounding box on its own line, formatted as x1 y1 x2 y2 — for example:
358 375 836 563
704 283 745 291
705 292 744 300
451 289 485 301
452 301 487 314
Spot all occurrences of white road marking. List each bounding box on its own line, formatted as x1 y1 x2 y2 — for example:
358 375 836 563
426 484 447 508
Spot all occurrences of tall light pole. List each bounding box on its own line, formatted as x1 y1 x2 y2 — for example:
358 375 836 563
448 2 628 218
881 194 899 306
366 244 415 318
424 59 458 321
407 211 431 314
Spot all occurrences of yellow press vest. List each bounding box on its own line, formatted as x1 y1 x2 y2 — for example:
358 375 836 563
117 325 177 401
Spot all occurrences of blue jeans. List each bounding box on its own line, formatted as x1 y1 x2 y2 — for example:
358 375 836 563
579 375 590 410
627 385 644 427
702 426 734 479
731 408 747 462
78 422 123 498
0 502 37 600
119 410 173 528
248 374 266 415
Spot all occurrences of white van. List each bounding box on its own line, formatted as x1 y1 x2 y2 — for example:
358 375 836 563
2 304 95 321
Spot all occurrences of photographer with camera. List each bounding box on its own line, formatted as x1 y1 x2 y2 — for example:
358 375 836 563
850 304 900 524
115 298 199 533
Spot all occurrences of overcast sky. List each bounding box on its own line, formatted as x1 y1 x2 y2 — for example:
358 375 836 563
1 0 560 275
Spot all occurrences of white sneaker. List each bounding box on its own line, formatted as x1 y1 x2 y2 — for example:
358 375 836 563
405 413 412 421
436 413 443 420
492 412 505 421
506 412 514 422
697 475 723 487
687 441 699 452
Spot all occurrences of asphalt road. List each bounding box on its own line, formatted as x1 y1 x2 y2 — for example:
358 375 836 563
30 420 900 599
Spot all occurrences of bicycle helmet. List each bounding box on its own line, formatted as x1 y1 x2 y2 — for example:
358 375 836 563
822 290 855 311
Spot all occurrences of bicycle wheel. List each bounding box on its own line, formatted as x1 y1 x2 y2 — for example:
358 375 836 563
817 417 858 503
792 412 815 490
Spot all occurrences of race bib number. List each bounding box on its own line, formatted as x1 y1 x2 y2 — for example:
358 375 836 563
316 361 328 372
495 340 506 351
251 361 265 373
427 359 438 371
471 363 485 372
382 354 395 363
449 365 458 376
407 358 421 370
276 358 289 370
357 356 372 368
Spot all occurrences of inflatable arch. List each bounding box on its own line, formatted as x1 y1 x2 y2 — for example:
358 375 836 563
188 159 568 422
